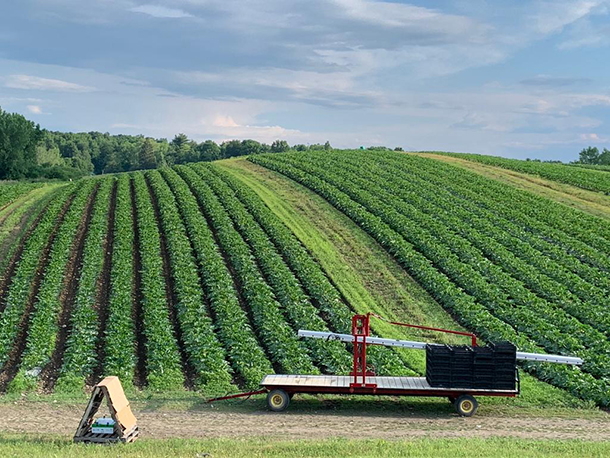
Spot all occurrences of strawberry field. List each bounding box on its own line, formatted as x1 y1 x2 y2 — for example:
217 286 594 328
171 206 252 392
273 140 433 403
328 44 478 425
0 152 608 408
0 163 409 396
251 150 610 406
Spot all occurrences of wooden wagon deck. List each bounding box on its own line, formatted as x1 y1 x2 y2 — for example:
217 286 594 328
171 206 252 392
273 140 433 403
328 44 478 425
261 374 518 397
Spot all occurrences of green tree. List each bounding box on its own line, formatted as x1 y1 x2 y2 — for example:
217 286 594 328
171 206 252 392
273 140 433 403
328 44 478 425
0 107 41 179
599 148 610 166
139 138 158 169
579 146 600 164
197 140 221 161
241 139 264 155
271 140 290 153
168 133 191 165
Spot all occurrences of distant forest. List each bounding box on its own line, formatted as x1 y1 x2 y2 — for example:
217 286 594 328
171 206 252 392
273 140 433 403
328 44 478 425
0 107 332 181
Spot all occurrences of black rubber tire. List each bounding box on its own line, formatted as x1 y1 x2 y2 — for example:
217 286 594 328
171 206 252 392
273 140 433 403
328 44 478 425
267 389 290 412
455 395 478 417
448 396 457 405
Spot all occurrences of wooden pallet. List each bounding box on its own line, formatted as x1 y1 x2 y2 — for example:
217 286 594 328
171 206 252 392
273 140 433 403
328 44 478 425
73 376 139 444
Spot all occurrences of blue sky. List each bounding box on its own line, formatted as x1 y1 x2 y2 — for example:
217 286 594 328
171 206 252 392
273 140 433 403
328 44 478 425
1 0 609 161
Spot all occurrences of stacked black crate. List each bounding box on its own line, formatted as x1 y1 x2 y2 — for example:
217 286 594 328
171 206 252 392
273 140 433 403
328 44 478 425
450 346 474 388
426 345 474 388
472 342 517 390
492 342 517 390
426 344 452 387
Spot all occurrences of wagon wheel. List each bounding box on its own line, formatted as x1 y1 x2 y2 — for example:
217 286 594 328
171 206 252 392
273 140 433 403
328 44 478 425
267 389 290 412
454 395 478 417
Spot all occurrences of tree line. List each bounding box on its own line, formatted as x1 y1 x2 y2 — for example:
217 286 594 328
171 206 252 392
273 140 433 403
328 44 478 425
0 107 333 181
577 146 610 166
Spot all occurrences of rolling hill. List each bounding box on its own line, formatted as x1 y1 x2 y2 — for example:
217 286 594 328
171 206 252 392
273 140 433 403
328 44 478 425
0 151 608 410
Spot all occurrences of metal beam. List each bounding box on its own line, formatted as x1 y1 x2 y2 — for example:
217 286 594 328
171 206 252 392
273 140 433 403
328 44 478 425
515 352 582 365
298 330 583 366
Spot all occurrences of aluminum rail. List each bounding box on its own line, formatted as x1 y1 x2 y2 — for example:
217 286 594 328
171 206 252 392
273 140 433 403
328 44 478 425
298 330 583 366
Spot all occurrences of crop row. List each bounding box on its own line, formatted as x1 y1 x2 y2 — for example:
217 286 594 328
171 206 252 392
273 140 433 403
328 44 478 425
320 153 610 336
55 177 115 391
208 166 413 376
132 172 184 390
250 153 610 406
0 183 77 368
178 165 317 375
102 174 137 384
195 164 352 374
160 167 272 388
146 169 234 392
9 179 98 390
0 182 43 209
274 153 610 378
413 154 610 256
0 187 60 288
428 152 610 195
376 153 610 288
374 156 610 294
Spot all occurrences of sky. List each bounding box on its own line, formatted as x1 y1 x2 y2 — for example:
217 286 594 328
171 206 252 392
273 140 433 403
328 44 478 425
0 1 609 161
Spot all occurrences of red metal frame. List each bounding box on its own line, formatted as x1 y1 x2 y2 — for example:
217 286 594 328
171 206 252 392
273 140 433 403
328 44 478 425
263 384 518 398
350 315 377 391
207 389 268 403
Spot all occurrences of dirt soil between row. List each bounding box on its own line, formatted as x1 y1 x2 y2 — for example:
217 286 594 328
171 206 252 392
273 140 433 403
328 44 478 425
1 403 609 441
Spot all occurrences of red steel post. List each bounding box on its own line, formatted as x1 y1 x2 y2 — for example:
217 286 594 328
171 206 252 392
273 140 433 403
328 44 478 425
350 314 377 391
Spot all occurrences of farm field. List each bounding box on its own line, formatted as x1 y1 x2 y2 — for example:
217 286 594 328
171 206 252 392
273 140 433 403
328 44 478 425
251 150 610 407
421 151 610 195
414 153 610 220
0 150 609 423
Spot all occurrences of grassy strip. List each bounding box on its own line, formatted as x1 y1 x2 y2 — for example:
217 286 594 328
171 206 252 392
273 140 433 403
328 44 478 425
200 164 351 374
213 164 412 376
1 434 609 458
179 165 317 375
0 184 77 367
147 170 234 392
9 180 98 391
132 173 184 391
160 167 272 388
54 177 114 392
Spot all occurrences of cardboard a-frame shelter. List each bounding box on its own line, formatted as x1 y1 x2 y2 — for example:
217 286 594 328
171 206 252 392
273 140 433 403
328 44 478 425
74 376 139 443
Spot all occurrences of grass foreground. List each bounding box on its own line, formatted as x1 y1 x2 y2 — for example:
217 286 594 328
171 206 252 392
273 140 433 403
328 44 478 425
0 434 608 458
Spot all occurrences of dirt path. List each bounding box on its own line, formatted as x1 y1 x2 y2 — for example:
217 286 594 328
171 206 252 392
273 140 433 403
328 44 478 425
415 153 610 219
0 403 608 441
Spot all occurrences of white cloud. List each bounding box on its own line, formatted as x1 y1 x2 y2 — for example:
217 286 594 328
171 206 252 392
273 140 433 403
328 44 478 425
581 133 600 140
5 75 95 92
130 5 193 19
212 115 240 128
27 105 43 114
528 0 607 35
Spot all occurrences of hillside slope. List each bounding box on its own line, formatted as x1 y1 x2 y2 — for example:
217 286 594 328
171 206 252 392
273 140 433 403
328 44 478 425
251 150 610 407
0 152 606 413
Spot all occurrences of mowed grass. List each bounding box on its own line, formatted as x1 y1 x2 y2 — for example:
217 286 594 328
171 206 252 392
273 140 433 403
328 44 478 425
415 153 610 219
217 158 595 413
1 434 608 458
